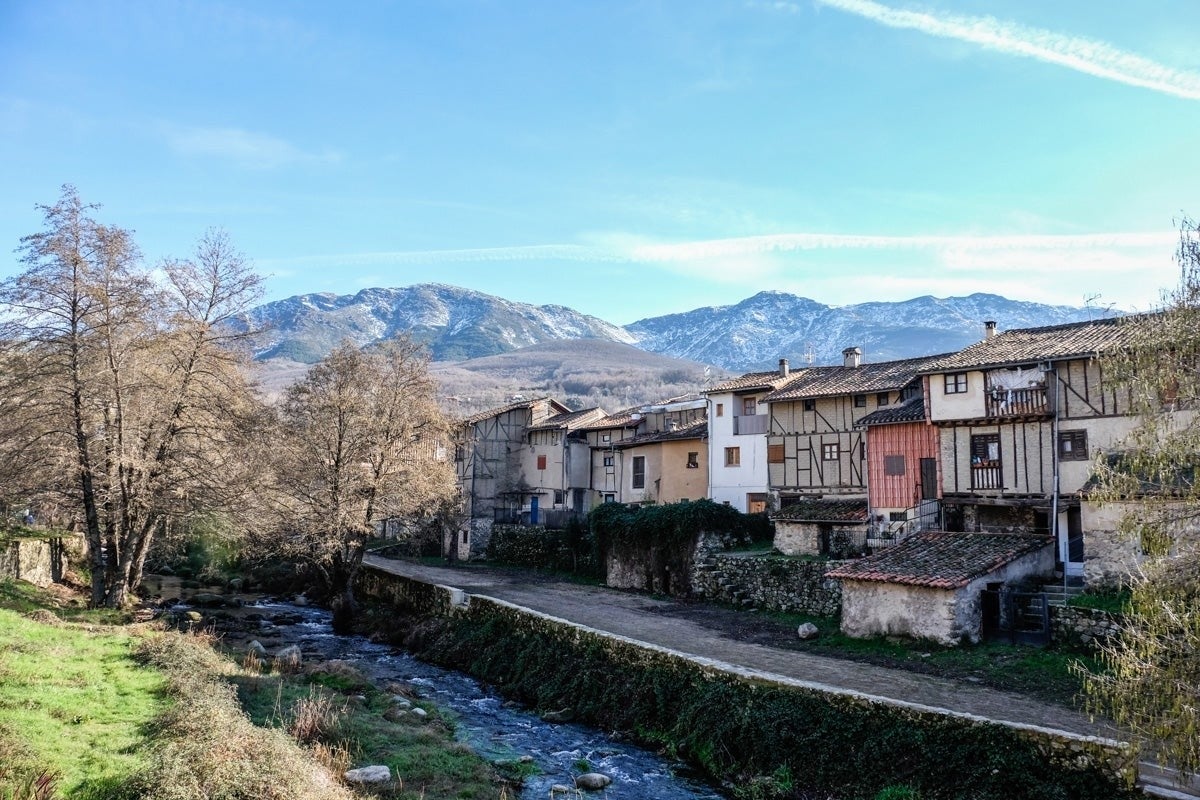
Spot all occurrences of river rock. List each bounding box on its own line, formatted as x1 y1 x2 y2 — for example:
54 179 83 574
227 577 244 591
383 708 408 722
575 773 612 790
392 696 412 708
410 707 428 719
247 640 267 657
274 644 303 670
293 594 309 606
550 785 574 794
796 622 820 640
190 592 226 608
184 611 203 623
542 708 574 723
344 765 391 785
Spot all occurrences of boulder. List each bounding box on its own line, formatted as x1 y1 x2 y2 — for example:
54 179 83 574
796 622 820 640
274 644 303 670
190 593 225 608
383 708 408 723
410 707 428 719
246 640 267 657
541 708 574 723
344 765 391 785
575 773 612 790
293 594 309 606
391 696 412 708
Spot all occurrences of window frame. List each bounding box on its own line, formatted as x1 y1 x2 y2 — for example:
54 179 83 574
724 446 741 467
945 373 968 394
767 443 785 464
822 442 839 461
715 403 724 417
686 451 699 469
876 392 890 406
883 454 906 476
1058 430 1089 461
536 454 547 470
853 394 867 408
742 397 757 416
631 455 646 489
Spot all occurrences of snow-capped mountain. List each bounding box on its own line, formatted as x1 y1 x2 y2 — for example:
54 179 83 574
624 291 1114 369
237 283 636 363
240 284 1114 369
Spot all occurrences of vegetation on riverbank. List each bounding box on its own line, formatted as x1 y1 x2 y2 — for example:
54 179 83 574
0 578 510 800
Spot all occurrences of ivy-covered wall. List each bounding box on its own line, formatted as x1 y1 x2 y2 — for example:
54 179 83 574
359 567 1138 800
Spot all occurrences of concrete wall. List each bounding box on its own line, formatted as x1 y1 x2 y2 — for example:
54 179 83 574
708 390 772 512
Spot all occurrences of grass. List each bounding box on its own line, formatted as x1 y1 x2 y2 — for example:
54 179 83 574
0 582 166 799
760 609 1099 706
234 661 508 799
1067 588 1131 614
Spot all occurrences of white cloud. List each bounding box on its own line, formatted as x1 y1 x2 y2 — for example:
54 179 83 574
805 0 1200 101
165 125 340 168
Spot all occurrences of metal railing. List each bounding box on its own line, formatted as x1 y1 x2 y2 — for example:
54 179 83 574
733 414 769 435
866 500 941 549
981 589 1051 646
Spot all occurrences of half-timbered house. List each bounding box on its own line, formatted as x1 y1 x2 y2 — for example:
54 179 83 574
857 395 942 546
919 317 1141 583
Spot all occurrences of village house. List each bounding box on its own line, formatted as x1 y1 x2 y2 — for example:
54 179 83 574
762 349 949 557
704 359 796 513
454 397 603 558
578 395 707 506
918 317 1144 586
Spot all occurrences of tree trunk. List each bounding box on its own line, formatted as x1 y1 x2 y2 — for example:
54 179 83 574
329 550 359 634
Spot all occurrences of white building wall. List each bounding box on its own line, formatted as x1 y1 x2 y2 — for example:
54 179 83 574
707 390 772 512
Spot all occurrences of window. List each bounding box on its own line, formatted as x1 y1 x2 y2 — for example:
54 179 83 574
877 392 890 406
822 443 839 461
554 490 564 505
716 403 724 417
767 443 785 464
632 456 646 489
454 444 465 462
742 397 757 416
889 511 906 522
884 454 906 476
536 455 547 470
601 433 611 442
603 455 614 468
853 394 867 408
724 446 741 467
945 373 968 394
971 434 1000 464
803 399 815 412
603 493 616 503
686 451 699 469
1059 430 1089 461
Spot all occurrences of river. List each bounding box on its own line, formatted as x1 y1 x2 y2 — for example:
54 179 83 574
146 577 725 799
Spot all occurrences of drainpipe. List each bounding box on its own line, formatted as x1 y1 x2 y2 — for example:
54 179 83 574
1047 362 1063 586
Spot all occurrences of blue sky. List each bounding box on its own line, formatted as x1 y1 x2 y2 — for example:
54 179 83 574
2 1 1197 324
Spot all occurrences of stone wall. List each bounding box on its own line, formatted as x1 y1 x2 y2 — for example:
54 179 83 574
690 543 844 617
774 520 866 559
0 537 67 587
1049 605 1124 650
359 565 1138 799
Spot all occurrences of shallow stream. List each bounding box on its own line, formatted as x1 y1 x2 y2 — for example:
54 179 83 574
144 577 725 799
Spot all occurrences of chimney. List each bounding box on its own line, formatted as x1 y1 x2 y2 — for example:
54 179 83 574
779 358 790 378
842 346 862 369
984 320 997 340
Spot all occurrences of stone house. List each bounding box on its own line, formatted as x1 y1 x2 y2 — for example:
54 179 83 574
827 531 1055 645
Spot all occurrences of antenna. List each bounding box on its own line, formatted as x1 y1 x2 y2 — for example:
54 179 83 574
804 342 816 365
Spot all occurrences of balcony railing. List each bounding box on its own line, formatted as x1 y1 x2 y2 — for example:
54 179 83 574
971 463 1003 490
733 414 768 435
985 385 1049 418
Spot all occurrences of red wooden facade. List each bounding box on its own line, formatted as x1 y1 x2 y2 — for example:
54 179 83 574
866 421 940 510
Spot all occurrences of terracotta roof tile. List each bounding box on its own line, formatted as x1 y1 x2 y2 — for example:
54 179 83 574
462 397 570 426
772 499 868 523
528 407 607 431
857 396 926 427
611 420 707 448
825 532 1053 589
706 370 796 394
919 315 1144 373
763 354 953 402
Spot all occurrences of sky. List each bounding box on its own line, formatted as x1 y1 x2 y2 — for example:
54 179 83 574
2 0 1198 324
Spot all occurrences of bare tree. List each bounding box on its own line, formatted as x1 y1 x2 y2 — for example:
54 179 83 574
1080 217 1200 777
270 337 456 631
0 187 264 606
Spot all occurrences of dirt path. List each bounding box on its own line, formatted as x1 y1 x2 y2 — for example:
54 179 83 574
362 555 1121 741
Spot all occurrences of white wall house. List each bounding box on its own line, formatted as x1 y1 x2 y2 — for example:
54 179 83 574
705 361 794 513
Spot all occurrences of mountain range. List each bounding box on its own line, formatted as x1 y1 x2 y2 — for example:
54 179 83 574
239 283 1115 371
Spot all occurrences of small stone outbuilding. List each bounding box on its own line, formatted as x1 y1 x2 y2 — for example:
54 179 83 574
772 499 868 559
826 531 1054 646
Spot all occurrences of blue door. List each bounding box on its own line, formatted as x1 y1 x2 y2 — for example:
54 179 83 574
529 496 539 525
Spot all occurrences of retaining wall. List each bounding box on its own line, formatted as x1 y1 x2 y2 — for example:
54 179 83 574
690 547 845 617
0 536 67 587
360 565 1138 800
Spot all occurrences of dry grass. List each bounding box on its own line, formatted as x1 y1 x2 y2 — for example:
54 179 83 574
287 686 347 744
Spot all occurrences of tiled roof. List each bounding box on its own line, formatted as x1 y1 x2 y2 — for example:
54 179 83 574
772 499 869 523
825 532 1053 589
706 370 796 394
528 407 607 432
462 397 569 426
577 407 645 431
919 315 1144 373
856 396 926 427
610 420 707 448
763 354 953 402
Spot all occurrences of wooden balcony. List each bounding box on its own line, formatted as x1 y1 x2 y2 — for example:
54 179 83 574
985 385 1049 418
971 463 1003 490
